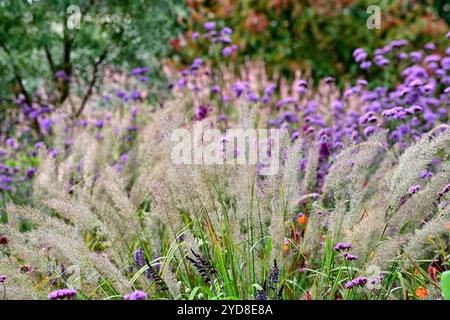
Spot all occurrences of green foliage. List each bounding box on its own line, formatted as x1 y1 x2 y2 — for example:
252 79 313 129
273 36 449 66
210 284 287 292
180 0 448 84
435 0 450 25
442 270 450 300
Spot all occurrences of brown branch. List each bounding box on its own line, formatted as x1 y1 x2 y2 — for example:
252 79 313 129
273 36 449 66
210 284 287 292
58 29 73 106
82 0 96 16
44 44 58 83
58 0 97 107
0 40 32 105
0 40 42 136
44 44 60 105
73 48 108 118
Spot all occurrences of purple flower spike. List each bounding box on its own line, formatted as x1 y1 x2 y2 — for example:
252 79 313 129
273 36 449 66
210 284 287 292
135 248 145 268
0 275 6 283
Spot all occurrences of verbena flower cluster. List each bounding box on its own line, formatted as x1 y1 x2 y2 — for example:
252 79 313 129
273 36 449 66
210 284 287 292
47 289 77 300
344 277 368 289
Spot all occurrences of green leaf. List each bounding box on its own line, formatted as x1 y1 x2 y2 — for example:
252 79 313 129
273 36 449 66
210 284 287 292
441 271 450 300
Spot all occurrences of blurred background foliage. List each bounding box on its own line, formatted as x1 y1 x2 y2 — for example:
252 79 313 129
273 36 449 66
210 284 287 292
1 0 449 114
173 0 450 84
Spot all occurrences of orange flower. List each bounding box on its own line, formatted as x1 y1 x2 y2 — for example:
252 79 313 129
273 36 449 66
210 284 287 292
283 239 290 254
413 268 420 276
415 286 428 299
297 213 307 225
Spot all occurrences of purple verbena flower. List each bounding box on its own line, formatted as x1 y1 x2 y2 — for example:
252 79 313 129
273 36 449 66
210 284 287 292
437 184 450 199
55 70 70 81
48 289 77 300
334 242 352 251
291 131 300 140
344 277 368 289
364 126 375 137
342 252 358 261
360 61 372 69
419 170 433 179
357 79 368 87
424 42 436 51
324 76 335 84
203 21 216 31
123 290 147 300
211 85 221 94
193 105 211 121
221 27 232 35
95 120 104 129
408 185 421 195
222 46 233 57
25 167 35 179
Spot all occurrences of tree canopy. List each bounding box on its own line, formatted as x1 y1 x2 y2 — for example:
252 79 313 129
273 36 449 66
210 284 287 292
0 0 183 117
